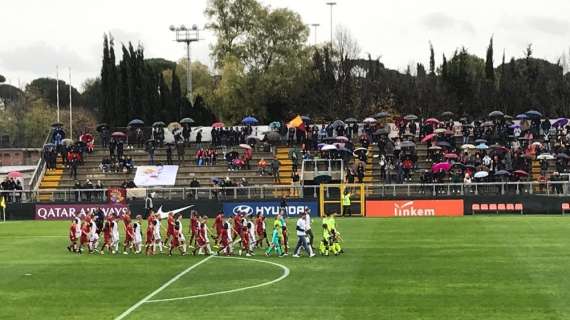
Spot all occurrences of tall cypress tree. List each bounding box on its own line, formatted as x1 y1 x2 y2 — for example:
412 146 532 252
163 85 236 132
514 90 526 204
171 66 182 122
101 34 112 124
429 42 436 77
485 37 495 82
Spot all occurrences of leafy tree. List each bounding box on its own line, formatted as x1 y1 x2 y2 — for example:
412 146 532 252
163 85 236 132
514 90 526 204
25 78 82 108
0 74 5 83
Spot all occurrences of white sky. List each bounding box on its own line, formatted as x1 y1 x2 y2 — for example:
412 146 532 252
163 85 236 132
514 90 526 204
1 0 570 90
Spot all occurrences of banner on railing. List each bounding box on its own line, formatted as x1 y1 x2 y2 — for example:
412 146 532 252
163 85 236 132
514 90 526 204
34 204 129 220
223 200 318 217
106 188 126 204
134 165 178 186
366 200 464 217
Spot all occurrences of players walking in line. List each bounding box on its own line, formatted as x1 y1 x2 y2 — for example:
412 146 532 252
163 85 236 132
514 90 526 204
67 217 79 253
89 215 100 253
100 220 112 254
265 222 283 257
214 211 224 246
292 211 315 258
110 214 120 254
153 218 163 254
145 211 156 255
133 215 143 254
255 213 269 248
189 211 199 249
217 221 233 256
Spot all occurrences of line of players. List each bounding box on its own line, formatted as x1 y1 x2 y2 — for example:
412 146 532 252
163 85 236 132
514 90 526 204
66 208 343 257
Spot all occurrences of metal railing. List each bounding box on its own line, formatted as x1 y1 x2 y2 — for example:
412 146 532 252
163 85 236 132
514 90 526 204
301 159 344 182
2 181 570 204
28 129 54 191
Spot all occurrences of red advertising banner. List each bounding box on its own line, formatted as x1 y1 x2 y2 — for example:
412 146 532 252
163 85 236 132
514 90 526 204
366 200 464 217
34 204 129 220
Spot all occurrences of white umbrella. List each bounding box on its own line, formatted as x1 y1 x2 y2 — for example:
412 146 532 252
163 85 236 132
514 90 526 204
537 154 554 160
321 144 337 151
461 144 476 150
474 171 489 178
363 117 376 123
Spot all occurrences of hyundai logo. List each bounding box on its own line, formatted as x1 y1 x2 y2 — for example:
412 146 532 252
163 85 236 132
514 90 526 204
233 205 253 216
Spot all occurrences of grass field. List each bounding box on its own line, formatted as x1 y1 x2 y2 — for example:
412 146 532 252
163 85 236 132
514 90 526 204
2 216 570 320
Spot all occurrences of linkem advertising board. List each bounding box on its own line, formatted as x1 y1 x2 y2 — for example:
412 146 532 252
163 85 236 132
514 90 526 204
223 200 318 217
366 200 464 217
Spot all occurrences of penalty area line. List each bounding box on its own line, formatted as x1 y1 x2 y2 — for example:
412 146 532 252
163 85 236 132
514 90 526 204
114 255 214 320
145 256 290 303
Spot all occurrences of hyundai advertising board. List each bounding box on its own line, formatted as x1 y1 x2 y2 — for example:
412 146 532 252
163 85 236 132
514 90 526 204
223 201 318 217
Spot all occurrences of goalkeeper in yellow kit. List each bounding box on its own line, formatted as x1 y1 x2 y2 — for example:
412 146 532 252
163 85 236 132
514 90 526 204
320 212 343 256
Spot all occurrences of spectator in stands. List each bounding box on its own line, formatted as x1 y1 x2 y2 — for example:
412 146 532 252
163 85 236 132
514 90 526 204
70 156 78 180
258 158 268 176
109 138 116 158
195 148 205 166
196 130 202 147
95 180 104 201
74 180 82 201
135 127 144 148
356 161 365 183
291 170 301 196
190 178 200 188
166 145 173 165
145 140 156 165
271 158 281 183
176 142 185 164
117 140 124 159
84 179 93 201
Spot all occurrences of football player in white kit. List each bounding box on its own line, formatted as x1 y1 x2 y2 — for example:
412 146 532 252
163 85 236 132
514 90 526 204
133 215 143 254
111 215 120 254
89 215 99 253
247 221 257 252
175 214 187 254
153 218 163 254
197 216 213 255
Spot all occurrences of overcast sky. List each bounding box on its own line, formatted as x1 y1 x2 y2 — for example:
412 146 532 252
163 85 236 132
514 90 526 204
2 0 570 91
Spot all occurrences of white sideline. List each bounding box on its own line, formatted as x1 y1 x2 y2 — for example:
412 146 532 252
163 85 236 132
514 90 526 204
114 255 214 320
145 256 290 303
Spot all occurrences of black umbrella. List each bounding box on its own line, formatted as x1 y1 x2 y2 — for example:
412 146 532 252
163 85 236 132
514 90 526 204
96 123 108 132
525 110 542 118
51 122 63 127
441 111 454 118
373 128 389 135
474 139 487 144
494 170 511 176
301 116 312 123
331 120 345 128
436 141 451 148
345 118 358 123
400 141 416 148
152 121 166 127
128 119 144 127
180 118 195 125
557 153 570 159
314 174 332 184
404 114 418 121
264 131 281 142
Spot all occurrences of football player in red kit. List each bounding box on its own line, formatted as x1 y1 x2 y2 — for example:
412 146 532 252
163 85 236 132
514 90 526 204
123 221 135 255
166 212 175 248
100 221 112 255
169 224 187 256
189 211 199 248
233 213 243 240
255 214 269 248
240 225 252 256
145 211 156 255
214 211 224 244
78 219 91 254
217 222 232 256
193 222 207 256
67 218 79 252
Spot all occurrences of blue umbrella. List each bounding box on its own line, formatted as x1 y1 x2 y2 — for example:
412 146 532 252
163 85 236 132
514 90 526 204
525 110 542 118
476 143 489 150
242 116 258 125
515 114 528 120
128 119 144 127
552 118 568 128
269 121 281 129
509 124 520 129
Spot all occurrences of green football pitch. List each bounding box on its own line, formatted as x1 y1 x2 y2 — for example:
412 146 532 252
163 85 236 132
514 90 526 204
2 216 570 320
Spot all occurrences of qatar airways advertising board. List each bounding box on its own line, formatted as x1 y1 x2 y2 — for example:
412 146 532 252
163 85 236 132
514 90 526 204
366 200 464 218
34 204 129 220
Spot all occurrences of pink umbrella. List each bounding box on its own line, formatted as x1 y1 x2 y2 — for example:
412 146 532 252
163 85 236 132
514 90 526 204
424 118 440 125
7 171 22 179
421 133 436 143
444 153 458 159
431 162 452 173
212 122 225 129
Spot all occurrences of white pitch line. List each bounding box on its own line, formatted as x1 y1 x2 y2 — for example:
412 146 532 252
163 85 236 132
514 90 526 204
145 256 290 303
114 255 214 320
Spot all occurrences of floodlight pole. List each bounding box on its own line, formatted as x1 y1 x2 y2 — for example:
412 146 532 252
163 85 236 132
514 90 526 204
69 68 73 138
326 2 336 47
311 24 320 45
56 66 60 123
170 25 201 106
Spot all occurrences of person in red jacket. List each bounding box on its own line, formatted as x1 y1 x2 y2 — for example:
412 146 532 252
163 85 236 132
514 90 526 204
123 221 134 255
166 212 175 248
145 211 156 255
214 212 224 244
67 218 79 253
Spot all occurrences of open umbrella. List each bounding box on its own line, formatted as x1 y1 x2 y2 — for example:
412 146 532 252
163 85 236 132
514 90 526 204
62 138 73 146
436 141 451 148
515 113 528 120
373 128 389 135
474 139 487 144
537 154 555 160
212 122 224 129
242 116 258 125
239 143 252 150
363 117 376 123
476 144 489 150
428 146 442 150
96 123 108 132
336 136 350 142
434 128 447 134
404 114 418 121
474 171 489 179
168 122 182 130
444 153 458 159
314 174 332 184
269 121 281 129
374 112 390 118
552 118 568 128
152 121 166 127
321 144 337 151
43 143 55 149
80 133 93 143
246 135 261 143
354 147 367 153
494 170 511 176
441 111 454 118
331 120 345 128
461 144 476 150
452 163 465 169
488 111 504 118
421 133 436 143
345 118 358 123
525 110 542 118
509 124 520 129
432 162 452 172
400 141 416 148
128 119 144 127
7 171 22 179
264 131 281 142
301 115 312 123
424 118 440 125
180 118 195 125
557 153 570 159
112 132 127 139
480 121 494 127
51 122 63 127
513 170 529 177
